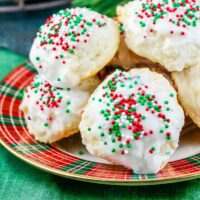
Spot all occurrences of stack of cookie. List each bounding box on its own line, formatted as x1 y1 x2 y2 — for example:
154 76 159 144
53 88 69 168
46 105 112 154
21 1 200 174
20 8 119 143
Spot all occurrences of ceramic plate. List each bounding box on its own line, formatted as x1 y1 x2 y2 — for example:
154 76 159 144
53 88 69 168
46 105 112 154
0 62 200 185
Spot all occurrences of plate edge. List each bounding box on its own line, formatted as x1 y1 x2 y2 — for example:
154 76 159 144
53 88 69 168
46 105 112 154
1 137 200 186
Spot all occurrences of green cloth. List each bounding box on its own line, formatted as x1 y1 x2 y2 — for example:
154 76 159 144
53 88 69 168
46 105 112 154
0 48 200 200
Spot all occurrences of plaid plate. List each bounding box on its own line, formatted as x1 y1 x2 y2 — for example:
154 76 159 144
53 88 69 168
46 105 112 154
0 62 200 185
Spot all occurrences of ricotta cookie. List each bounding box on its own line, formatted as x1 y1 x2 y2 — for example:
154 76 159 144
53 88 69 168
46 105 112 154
20 75 99 143
117 0 200 72
80 68 184 174
110 26 154 70
30 7 120 88
172 65 200 127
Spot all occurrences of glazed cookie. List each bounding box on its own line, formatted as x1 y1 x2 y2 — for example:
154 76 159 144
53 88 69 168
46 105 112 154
30 7 120 88
117 0 200 72
110 26 154 70
80 68 184 174
172 65 200 127
20 75 99 143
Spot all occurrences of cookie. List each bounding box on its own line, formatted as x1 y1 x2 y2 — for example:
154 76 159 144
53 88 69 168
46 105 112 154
117 1 200 72
79 68 184 174
30 7 120 88
172 65 200 127
20 75 99 143
110 27 155 70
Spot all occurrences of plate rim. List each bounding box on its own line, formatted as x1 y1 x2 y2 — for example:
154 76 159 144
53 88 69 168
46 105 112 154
1 137 200 186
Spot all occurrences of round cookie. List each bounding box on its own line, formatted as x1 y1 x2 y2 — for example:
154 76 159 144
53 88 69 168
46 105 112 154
172 65 200 127
30 7 120 88
117 1 200 72
110 25 155 70
79 68 184 174
20 75 99 143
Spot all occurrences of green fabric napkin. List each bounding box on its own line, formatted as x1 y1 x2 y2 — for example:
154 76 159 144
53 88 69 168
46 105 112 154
0 48 200 200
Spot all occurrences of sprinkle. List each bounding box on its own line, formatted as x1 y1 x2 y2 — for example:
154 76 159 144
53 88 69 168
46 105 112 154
66 109 70 113
100 133 105 137
66 100 71 105
119 24 125 35
78 150 84 155
164 100 169 104
36 56 40 61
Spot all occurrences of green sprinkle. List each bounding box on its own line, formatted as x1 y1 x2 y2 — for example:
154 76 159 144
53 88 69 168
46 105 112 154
66 101 71 105
100 133 105 137
86 21 93 26
142 116 146 120
44 123 48 127
122 124 126 128
129 85 133 88
112 138 116 143
111 148 116 153
66 109 70 113
78 150 84 155
68 49 74 54
167 136 171 140
139 21 146 27
152 147 156 151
